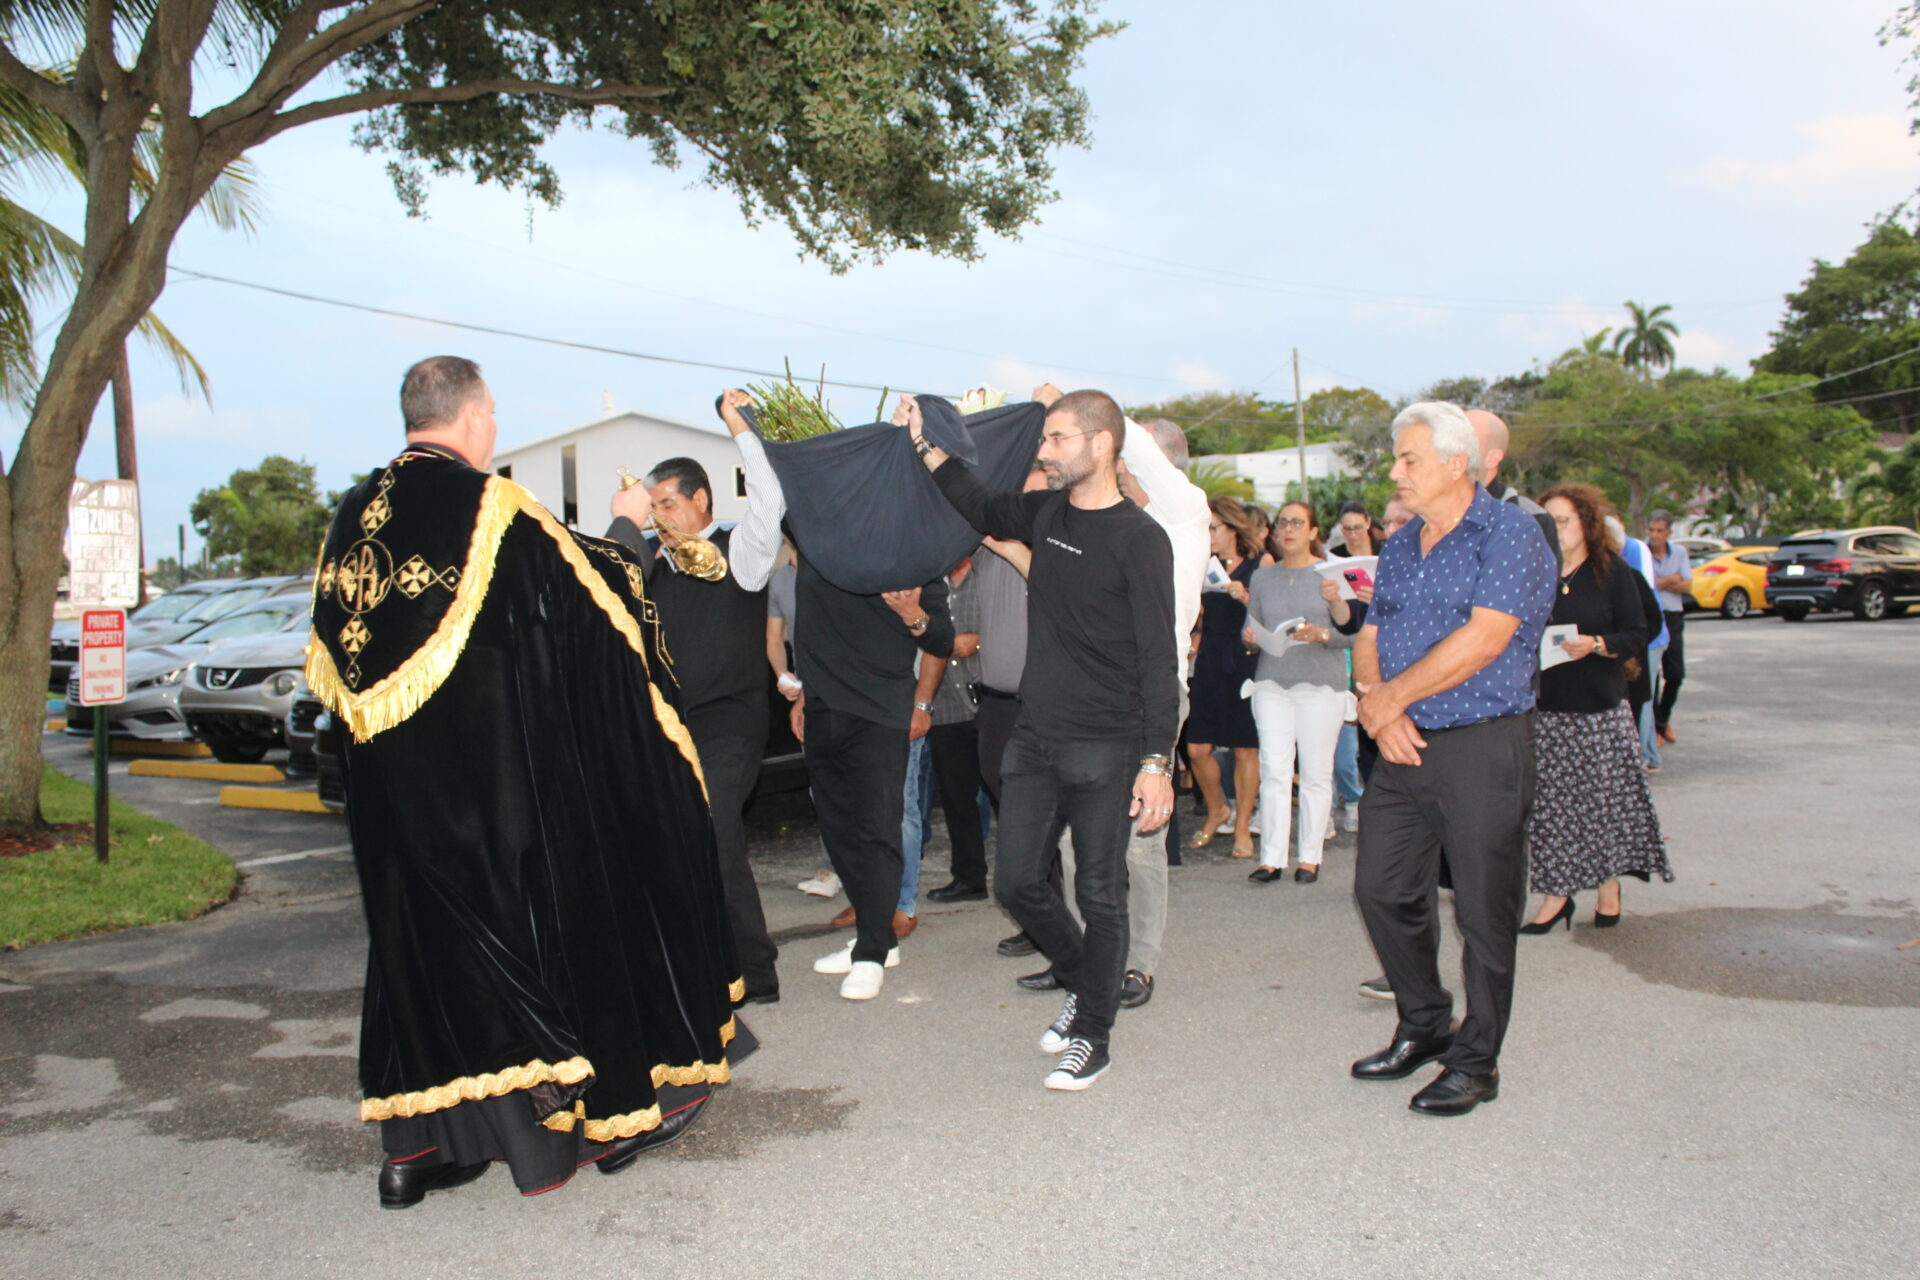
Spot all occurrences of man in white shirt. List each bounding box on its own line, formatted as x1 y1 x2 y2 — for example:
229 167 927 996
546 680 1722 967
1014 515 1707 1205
1036 386 1208 1010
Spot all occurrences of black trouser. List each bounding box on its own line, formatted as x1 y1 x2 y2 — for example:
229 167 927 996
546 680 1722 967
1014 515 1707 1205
1654 611 1684 731
974 688 1020 809
995 723 1136 1045
927 718 987 888
689 725 777 992
802 703 907 964
1354 715 1534 1075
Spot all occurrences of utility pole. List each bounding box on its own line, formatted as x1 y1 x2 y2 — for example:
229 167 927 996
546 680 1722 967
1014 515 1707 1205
1292 347 1309 507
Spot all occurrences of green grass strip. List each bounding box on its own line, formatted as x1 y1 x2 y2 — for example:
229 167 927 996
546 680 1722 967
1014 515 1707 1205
0 764 238 949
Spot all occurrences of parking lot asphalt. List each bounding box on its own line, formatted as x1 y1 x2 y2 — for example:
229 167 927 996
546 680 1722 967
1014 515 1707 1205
3 611 1917 1279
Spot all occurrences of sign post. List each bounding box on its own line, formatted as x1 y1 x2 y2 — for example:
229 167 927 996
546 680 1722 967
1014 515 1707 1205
78 609 125 863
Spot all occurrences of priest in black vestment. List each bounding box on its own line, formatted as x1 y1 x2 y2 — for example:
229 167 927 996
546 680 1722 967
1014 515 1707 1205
308 356 750 1207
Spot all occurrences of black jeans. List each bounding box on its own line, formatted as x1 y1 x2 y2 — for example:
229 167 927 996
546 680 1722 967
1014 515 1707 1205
994 723 1136 1044
974 689 1019 808
1654 611 1685 731
689 726 777 991
1354 714 1534 1075
802 703 907 965
927 719 987 888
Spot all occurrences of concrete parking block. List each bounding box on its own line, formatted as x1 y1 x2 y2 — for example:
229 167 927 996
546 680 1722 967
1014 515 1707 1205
218 786 330 814
97 739 213 759
128 760 286 783
43 718 65 732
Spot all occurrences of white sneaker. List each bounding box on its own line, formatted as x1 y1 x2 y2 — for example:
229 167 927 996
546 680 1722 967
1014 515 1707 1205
1038 992 1080 1054
1213 805 1236 835
812 940 900 975
1343 803 1360 834
840 961 885 1000
797 870 842 897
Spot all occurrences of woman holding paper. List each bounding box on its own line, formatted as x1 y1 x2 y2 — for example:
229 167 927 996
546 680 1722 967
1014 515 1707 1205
1186 498 1265 856
1241 501 1354 884
1521 484 1669 933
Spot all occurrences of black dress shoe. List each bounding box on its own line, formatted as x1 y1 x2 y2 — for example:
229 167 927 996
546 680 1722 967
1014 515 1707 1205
1350 1035 1454 1081
1293 865 1319 883
599 1095 710 1175
1016 967 1061 991
1248 866 1284 883
998 931 1039 958
378 1157 490 1209
1119 969 1154 1009
928 881 988 903
1409 1067 1499 1116
738 983 780 1005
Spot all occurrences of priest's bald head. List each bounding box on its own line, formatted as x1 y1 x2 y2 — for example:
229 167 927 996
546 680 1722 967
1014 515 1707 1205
402 356 498 471
1465 409 1510 487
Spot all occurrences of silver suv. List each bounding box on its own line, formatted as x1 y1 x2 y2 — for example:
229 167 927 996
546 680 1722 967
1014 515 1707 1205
179 628 312 763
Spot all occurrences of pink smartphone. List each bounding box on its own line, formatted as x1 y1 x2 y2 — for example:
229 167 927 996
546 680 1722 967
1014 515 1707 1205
1343 568 1373 591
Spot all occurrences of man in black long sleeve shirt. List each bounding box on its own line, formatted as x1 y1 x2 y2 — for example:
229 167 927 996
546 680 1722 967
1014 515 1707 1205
907 388 1177 1092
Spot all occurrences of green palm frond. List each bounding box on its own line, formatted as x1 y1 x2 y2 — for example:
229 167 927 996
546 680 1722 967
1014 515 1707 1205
1187 461 1257 502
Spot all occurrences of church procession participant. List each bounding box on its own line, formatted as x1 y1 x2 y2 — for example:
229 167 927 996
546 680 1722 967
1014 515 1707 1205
908 388 1179 1092
1348 400 1556 1118
311 358 750 1207
607 387 785 1005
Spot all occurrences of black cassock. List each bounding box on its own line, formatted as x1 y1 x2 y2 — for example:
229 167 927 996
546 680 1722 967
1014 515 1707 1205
308 446 750 1194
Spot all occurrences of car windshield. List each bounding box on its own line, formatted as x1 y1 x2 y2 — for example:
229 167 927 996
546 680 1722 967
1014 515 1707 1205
185 606 298 643
177 585 270 623
1772 541 1839 562
131 592 208 622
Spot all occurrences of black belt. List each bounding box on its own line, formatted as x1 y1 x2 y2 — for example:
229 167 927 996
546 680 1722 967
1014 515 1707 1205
973 684 1019 702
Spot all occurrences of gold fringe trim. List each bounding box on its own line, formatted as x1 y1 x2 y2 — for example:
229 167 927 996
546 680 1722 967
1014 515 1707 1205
358 1055 594 1123
513 496 709 802
308 475 521 743
728 977 746 1003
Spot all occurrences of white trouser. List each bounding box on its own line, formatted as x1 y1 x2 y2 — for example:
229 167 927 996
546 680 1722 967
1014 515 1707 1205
1249 682 1351 870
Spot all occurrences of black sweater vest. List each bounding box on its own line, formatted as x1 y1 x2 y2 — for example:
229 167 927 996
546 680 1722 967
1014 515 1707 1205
638 526 770 747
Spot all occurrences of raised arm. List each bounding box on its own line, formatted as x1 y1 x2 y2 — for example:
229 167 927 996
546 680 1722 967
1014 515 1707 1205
901 394 1039 541
717 388 786 591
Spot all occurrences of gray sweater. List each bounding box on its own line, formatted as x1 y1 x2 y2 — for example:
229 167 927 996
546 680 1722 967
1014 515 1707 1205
1246 560 1356 688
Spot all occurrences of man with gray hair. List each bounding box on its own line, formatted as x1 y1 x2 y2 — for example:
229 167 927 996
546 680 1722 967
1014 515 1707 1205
1346 400 1556 1116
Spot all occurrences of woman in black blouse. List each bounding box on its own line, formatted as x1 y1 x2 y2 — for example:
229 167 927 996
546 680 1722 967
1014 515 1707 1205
1521 484 1672 933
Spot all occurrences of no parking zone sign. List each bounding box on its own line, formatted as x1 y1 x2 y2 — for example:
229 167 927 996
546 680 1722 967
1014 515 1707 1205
78 609 126 706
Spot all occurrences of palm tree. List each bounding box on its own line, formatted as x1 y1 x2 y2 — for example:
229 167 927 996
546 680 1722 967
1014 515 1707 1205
1579 328 1615 356
1185 460 1258 503
1613 302 1680 372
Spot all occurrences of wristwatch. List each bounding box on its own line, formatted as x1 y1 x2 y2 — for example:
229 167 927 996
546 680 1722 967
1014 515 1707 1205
914 700 936 714
907 615 930 634
912 434 935 458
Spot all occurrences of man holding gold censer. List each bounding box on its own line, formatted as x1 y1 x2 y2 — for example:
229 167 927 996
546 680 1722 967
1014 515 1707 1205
607 387 787 1006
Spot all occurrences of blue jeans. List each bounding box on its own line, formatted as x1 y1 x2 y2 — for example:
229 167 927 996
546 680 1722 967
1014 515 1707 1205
898 735 935 915
1334 722 1364 805
1640 647 1666 767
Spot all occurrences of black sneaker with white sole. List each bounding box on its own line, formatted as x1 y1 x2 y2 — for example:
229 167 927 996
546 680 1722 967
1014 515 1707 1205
1043 1038 1110 1091
1038 992 1079 1053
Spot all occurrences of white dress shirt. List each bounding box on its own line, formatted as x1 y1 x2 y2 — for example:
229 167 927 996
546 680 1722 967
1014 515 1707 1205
1122 419 1211 675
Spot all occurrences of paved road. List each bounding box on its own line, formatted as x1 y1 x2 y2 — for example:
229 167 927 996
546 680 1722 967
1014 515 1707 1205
4 613 1916 1279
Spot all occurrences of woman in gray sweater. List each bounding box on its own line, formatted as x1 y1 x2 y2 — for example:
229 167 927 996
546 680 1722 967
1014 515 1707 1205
1241 501 1356 884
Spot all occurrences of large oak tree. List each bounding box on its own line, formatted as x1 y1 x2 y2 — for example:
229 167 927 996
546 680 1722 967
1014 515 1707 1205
0 0 1115 830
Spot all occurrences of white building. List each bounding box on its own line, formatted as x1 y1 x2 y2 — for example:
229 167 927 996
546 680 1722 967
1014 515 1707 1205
1190 441 1356 507
490 394 752 531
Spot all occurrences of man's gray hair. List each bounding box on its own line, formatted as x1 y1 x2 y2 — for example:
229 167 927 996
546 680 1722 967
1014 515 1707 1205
401 355 485 434
1138 418 1189 469
1647 508 1673 525
1391 400 1481 478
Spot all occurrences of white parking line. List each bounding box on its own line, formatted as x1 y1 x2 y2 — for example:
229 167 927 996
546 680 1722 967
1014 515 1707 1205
235 843 353 868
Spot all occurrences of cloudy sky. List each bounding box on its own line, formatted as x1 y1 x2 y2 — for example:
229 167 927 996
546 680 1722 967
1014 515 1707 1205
24 0 1920 560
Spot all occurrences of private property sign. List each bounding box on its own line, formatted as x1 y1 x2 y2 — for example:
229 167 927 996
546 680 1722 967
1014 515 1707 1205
78 609 127 706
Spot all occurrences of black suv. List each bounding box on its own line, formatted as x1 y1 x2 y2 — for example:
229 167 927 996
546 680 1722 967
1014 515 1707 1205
1766 526 1920 621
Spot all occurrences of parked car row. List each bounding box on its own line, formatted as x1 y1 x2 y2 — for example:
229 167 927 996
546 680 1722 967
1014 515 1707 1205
1765 526 1920 622
49 574 312 692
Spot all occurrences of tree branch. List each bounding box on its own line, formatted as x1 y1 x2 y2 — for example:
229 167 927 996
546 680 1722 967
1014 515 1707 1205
0 43 80 127
252 79 672 145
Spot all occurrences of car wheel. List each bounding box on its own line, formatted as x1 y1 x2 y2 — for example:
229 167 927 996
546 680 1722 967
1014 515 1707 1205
202 735 269 764
1720 587 1751 620
1853 581 1889 621
1777 604 1810 622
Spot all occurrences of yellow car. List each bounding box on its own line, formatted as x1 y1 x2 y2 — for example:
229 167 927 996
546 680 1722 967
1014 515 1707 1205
1689 546 1777 618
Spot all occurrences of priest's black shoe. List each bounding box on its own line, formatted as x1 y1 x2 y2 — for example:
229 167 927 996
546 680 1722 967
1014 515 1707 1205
1350 1035 1453 1081
998 931 1038 958
928 881 988 904
1017 967 1062 991
738 982 780 1006
378 1157 490 1209
1119 969 1154 1009
598 1096 710 1175
1409 1067 1499 1116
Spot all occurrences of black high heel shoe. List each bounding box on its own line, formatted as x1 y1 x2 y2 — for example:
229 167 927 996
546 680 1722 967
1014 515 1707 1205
1593 907 1620 928
1519 897 1574 934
